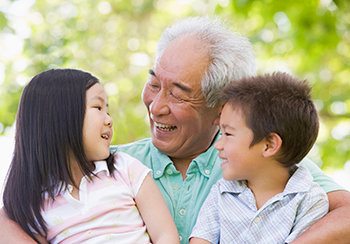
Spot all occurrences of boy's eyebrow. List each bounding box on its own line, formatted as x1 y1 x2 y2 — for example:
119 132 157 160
220 123 235 130
148 69 192 93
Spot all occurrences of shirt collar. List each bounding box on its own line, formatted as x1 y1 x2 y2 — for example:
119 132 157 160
192 134 220 178
93 160 110 177
150 145 173 179
150 132 221 179
283 164 313 195
56 160 109 194
219 165 313 196
219 179 248 194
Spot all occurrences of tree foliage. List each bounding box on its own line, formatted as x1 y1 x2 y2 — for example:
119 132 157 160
0 0 349 170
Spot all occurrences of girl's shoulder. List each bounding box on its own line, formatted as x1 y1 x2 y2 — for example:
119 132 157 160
112 152 152 192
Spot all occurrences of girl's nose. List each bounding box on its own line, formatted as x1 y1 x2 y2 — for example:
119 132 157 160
106 114 113 127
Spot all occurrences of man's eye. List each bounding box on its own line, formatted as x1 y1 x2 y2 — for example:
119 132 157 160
149 83 160 91
171 93 184 102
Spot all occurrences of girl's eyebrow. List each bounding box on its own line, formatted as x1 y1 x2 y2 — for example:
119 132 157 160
90 96 108 107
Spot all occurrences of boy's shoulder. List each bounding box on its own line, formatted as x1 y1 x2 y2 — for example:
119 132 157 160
284 165 328 209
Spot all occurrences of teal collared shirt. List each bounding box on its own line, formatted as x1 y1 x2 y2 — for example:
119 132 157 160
111 135 223 244
110 134 344 244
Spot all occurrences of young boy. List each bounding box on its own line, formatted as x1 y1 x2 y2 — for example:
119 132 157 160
189 72 329 244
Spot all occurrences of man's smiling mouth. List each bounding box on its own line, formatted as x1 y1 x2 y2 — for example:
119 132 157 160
154 122 177 132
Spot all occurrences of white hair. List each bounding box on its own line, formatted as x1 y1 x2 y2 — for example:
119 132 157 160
156 16 256 107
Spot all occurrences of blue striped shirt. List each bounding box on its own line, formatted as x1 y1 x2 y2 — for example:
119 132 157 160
190 165 329 244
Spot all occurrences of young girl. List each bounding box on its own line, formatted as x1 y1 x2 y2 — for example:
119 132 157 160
2 69 179 244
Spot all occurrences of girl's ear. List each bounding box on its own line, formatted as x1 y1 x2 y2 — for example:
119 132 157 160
262 133 282 158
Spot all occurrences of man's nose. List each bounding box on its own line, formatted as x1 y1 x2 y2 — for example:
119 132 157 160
149 90 170 116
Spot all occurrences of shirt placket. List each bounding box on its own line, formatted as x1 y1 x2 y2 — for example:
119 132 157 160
175 164 200 244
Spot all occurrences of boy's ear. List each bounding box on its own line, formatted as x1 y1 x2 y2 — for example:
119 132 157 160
262 133 282 158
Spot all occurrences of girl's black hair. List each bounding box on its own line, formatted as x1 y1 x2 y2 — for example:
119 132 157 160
2 68 115 243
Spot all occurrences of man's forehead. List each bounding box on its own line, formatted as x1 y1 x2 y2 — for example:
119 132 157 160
152 57 206 85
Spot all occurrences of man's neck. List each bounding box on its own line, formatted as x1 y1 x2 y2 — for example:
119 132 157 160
168 131 219 180
171 157 194 180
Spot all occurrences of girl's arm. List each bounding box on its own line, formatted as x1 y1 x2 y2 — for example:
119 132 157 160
135 174 180 244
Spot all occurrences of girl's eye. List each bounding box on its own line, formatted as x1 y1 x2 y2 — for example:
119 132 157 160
95 106 102 110
225 132 232 136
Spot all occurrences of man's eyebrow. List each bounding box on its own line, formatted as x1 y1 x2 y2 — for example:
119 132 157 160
148 69 156 77
172 82 192 93
148 68 192 93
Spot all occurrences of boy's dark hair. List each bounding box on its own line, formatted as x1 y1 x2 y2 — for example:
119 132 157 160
3 68 114 242
222 72 319 168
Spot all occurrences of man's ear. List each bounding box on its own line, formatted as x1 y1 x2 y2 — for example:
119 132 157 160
262 133 282 158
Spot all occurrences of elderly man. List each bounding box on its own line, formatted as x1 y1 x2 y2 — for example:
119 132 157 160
1 16 350 244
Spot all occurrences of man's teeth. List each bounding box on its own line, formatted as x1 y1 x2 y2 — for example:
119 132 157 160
101 134 109 139
154 122 176 131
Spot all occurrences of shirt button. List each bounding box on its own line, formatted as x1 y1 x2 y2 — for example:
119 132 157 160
166 169 173 175
179 209 186 216
254 217 260 223
205 169 210 175
156 170 161 175
179 235 183 241
173 185 180 190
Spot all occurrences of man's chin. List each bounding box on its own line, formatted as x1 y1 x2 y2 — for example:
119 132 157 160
151 135 167 148
151 136 175 154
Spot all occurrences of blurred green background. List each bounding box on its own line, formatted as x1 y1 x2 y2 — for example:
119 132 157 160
0 0 349 171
